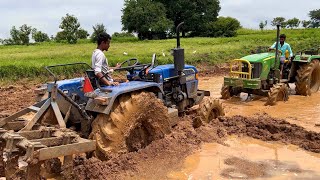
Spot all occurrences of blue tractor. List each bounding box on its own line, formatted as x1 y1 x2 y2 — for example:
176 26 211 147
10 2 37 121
2 23 225 162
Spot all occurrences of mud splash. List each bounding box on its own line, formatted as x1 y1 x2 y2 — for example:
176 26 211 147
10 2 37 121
168 137 320 179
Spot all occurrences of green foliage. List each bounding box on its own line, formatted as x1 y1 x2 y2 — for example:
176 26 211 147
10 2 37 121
112 32 135 38
59 14 80 44
259 20 267 31
122 0 173 40
90 24 107 43
271 17 287 28
76 28 89 39
55 31 67 42
32 29 50 42
309 9 320 28
301 20 311 28
205 17 241 37
286 18 300 29
2 25 33 45
1 28 320 81
155 0 220 37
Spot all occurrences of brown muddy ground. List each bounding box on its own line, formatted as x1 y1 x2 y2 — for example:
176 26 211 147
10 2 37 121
1 74 320 179
0 84 37 118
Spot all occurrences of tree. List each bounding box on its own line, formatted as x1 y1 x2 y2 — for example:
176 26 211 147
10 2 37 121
76 28 89 39
286 18 300 29
206 17 241 37
32 29 50 42
301 20 311 28
112 32 135 38
259 20 267 31
122 0 173 40
2 24 32 45
90 24 107 43
155 0 220 37
19 24 32 45
271 17 287 28
309 9 320 28
59 14 80 44
55 31 67 42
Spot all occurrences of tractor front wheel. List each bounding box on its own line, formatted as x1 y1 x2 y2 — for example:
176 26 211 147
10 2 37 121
265 83 289 106
295 59 320 96
90 92 171 160
221 85 232 99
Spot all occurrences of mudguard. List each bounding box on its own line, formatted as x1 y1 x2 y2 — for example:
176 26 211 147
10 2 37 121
85 81 163 115
293 55 320 63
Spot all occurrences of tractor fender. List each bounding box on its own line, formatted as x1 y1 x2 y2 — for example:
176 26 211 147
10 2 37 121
293 55 320 63
85 81 163 115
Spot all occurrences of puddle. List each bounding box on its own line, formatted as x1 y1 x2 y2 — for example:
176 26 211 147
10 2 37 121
167 137 320 180
199 76 320 132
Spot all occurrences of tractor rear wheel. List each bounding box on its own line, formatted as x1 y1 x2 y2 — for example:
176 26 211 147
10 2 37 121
221 85 231 99
295 59 320 96
90 91 171 160
197 97 225 123
265 83 289 106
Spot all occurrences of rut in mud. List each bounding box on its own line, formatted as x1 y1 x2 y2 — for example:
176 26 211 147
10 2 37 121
73 114 320 180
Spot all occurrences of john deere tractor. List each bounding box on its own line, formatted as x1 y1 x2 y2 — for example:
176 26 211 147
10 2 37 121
221 24 320 105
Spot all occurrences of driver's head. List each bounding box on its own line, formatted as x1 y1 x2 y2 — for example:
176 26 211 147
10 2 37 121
280 34 286 44
97 32 112 51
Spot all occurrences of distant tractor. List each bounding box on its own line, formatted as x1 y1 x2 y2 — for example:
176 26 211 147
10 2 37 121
221 24 320 105
0 23 224 178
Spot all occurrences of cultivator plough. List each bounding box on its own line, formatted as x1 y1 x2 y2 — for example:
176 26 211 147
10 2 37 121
0 82 96 179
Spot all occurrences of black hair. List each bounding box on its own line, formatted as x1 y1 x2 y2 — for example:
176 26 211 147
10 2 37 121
97 32 112 45
280 34 286 39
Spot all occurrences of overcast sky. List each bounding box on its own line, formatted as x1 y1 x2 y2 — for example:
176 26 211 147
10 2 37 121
0 0 319 39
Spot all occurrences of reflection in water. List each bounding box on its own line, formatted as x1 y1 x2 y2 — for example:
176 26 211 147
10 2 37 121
167 137 320 180
199 76 320 132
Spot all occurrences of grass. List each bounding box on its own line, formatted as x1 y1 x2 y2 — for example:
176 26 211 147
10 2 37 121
0 28 320 81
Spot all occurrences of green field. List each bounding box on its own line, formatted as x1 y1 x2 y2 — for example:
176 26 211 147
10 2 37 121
0 28 320 81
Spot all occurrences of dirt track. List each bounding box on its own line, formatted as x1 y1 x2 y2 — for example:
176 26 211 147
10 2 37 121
1 75 320 179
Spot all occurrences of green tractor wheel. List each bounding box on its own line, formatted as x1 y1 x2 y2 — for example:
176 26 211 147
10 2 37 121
265 83 289 106
295 59 320 96
221 85 232 99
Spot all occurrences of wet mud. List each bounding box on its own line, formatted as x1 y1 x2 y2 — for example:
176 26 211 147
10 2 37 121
73 115 320 179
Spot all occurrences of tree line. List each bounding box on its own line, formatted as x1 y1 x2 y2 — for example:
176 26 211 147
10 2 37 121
0 14 134 45
259 9 320 30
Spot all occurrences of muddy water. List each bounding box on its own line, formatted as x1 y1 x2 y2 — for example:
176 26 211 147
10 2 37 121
199 76 320 132
168 137 320 180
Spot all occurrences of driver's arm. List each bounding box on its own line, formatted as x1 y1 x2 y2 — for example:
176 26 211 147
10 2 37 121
268 42 277 51
96 72 119 86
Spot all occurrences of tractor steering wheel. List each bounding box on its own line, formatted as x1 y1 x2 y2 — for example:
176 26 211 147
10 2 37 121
116 58 139 71
269 48 282 55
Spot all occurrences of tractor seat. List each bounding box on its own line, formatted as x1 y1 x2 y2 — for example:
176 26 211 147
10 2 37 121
85 69 98 89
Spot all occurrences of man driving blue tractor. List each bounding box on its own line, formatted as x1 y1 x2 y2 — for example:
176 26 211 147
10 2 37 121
92 32 121 86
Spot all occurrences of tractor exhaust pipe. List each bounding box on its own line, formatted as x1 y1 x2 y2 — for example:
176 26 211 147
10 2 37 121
173 22 185 76
274 24 281 69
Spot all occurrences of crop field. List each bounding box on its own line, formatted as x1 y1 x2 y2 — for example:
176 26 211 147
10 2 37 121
0 28 319 81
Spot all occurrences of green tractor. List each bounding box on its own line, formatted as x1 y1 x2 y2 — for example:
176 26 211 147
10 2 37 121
221 25 320 105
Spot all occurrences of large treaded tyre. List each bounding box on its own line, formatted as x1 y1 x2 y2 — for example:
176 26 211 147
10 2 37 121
265 83 289 106
198 97 225 123
221 85 231 99
295 59 320 96
90 92 171 160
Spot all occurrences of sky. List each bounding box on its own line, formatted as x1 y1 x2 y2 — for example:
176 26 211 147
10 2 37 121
0 0 319 39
